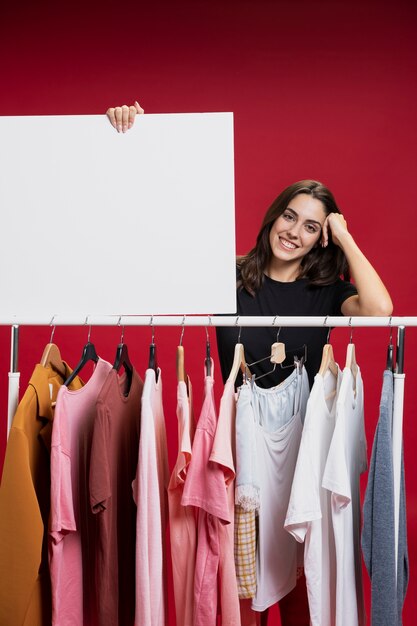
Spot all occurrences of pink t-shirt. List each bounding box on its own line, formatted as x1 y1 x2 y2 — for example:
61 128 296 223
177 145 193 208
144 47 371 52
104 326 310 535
167 377 197 626
49 358 112 626
132 368 169 626
182 364 240 626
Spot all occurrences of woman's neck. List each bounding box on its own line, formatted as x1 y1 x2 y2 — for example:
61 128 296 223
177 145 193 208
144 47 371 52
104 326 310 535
266 259 301 282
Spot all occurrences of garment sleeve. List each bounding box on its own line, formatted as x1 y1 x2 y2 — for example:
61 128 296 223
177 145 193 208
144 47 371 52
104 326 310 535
90 403 111 514
0 424 45 626
331 279 358 315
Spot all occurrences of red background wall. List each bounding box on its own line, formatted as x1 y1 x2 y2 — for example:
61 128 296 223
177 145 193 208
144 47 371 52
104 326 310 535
1 0 416 623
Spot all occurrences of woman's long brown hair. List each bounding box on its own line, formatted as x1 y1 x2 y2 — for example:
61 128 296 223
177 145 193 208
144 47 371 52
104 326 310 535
238 180 351 295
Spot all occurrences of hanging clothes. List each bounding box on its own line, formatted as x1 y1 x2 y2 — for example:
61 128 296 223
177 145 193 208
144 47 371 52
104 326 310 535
182 361 240 625
361 370 409 625
133 368 169 626
285 366 342 626
235 365 310 612
89 367 143 626
0 362 83 626
208 376 241 625
168 375 197 626
49 358 112 626
322 367 367 626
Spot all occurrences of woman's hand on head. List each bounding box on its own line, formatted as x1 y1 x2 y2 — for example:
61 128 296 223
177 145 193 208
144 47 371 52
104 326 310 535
106 101 144 133
321 212 350 248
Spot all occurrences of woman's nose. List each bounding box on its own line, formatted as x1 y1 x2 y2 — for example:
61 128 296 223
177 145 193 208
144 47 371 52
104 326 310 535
286 224 300 239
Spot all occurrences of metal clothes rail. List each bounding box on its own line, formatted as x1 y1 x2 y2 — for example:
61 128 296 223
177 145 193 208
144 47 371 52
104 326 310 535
1 315 417 327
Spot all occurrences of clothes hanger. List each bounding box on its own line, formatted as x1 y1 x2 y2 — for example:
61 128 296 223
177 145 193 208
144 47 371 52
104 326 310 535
148 315 159 382
40 317 67 378
386 316 395 372
319 317 339 378
176 316 187 383
345 317 358 380
227 317 250 383
205 319 212 377
245 322 286 382
64 318 99 387
112 318 133 394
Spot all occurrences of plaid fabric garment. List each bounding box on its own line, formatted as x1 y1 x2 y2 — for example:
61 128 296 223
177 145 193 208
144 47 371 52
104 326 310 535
234 505 257 598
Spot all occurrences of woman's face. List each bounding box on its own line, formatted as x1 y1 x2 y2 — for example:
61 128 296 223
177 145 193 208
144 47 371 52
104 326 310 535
269 193 327 265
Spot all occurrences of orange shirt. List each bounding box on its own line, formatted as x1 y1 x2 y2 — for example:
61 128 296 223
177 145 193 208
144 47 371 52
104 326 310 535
0 362 83 626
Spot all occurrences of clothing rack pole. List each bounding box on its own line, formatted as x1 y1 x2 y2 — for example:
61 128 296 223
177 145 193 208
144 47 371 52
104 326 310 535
393 326 406 584
7 325 20 437
1 315 417 327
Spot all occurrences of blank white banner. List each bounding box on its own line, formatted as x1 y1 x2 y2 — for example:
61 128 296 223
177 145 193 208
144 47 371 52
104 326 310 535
0 113 236 316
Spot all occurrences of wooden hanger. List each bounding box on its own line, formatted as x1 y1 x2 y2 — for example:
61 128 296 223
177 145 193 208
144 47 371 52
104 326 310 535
319 344 339 378
227 343 248 383
345 318 358 380
176 316 187 383
345 342 358 379
247 341 287 382
40 343 67 378
176 345 187 383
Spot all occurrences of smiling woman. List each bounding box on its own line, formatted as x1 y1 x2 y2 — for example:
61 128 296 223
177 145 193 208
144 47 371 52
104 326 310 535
216 178 393 389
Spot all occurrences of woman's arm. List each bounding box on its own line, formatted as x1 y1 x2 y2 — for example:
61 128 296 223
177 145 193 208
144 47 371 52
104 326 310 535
322 213 393 316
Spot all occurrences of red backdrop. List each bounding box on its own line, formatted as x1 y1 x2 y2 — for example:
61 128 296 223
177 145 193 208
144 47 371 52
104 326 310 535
1 0 416 623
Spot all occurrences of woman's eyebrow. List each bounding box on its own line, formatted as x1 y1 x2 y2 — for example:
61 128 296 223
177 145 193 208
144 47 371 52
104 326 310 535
286 206 323 226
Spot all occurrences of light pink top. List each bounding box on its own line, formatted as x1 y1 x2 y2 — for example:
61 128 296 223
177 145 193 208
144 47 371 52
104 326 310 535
209 379 241 626
167 377 196 626
182 364 241 626
132 368 169 626
49 358 112 626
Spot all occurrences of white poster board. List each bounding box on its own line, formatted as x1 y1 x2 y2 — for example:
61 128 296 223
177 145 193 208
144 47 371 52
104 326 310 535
0 114 236 316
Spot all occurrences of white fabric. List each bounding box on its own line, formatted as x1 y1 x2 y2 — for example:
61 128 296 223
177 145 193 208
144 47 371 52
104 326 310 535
285 367 342 626
7 372 20 436
322 367 367 626
132 369 169 626
236 366 310 612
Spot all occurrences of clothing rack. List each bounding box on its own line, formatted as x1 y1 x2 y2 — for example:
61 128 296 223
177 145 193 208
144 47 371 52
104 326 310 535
2 315 414 590
2 315 412 432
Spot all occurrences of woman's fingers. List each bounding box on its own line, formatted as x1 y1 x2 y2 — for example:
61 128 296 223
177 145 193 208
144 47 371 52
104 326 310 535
321 217 329 247
106 101 144 132
106 107 117 129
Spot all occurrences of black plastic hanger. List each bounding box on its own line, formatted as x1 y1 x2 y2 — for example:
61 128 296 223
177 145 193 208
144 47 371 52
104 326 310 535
148 316 159 382
205 322 212 376
386 316 395 372
113 322 133 394
64 340 98 386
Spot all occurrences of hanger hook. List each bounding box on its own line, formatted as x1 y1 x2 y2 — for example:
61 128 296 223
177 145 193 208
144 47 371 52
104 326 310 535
84 315 92 343
389 315 393 344
49 315 56 343
348 316 353 343
235 315 242 343
117 316 125 344
203 314 211 342
150 315 155 344
324 315 331 343
180 315 186 346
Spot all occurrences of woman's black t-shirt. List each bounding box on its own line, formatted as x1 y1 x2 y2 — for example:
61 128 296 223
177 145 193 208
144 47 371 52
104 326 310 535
216 274 357 388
